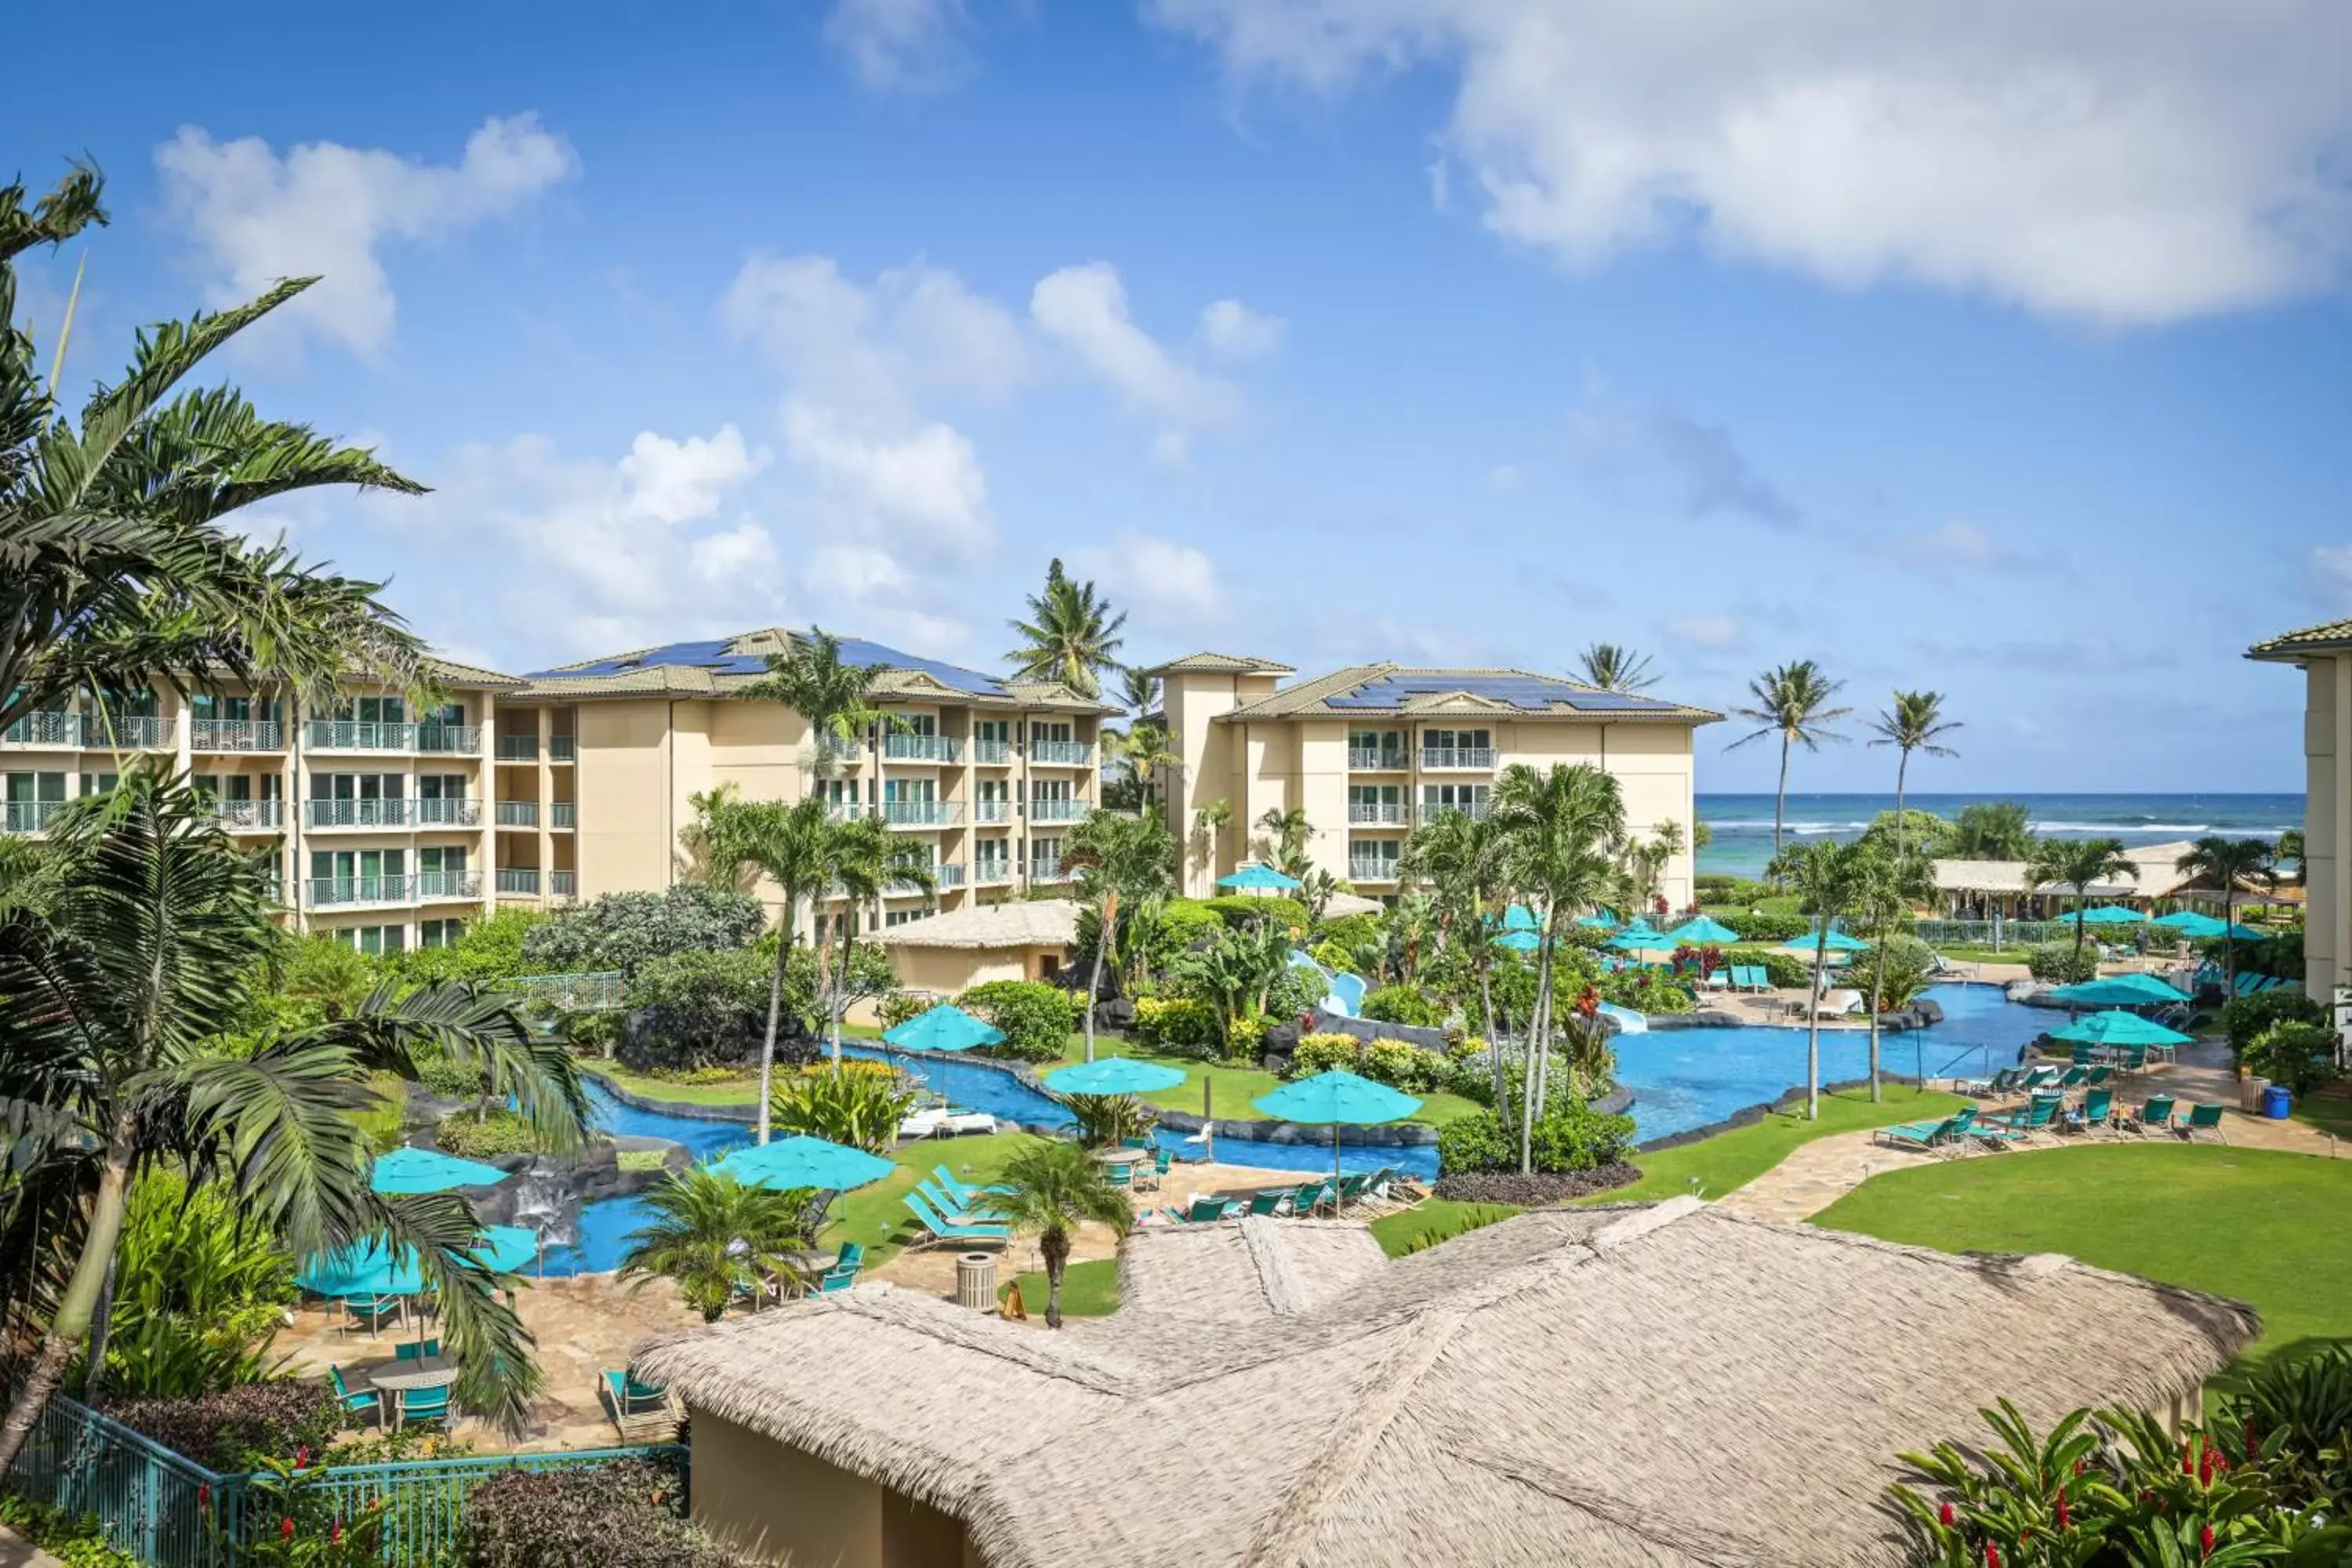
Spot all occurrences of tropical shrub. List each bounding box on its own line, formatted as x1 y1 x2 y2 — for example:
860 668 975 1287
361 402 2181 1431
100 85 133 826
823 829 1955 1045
390 908 544 984
2220 987 2327 1065
876 989 932 1029
1205 894 1308 932
521 884 763 977
1438 1101 1634 1176
415 1051 488 1101
1156 898 1226 953
1841 934 1939 1010
1225 1012 1268 1062
98 1172 296 1399
1061 1093 1157 1149
1265 961 1327 1022
0 1496 140 1568
1598 967 1693 1014
1130 995 1222 1057
769 1064 918 1152
278 933 379 1022
1290 1033 1463 1094
435 1107 538 1160
1360 985 1441 1027
1435 1109 1516 1176
956 979 1077 1060
103 1381 340 1471
1714 911 1809 942
2025 942 2100 983
1312 911 1382 955
1290 1033 1366 1078
2228 930 2305 983
2247 1020 2341 1097
456 1456 735 1568
626 947 770 1066
617 1171 822 1322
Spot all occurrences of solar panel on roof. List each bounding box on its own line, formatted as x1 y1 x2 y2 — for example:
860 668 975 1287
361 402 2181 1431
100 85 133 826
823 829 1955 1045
532 630 1015 693
1325 673 1676 713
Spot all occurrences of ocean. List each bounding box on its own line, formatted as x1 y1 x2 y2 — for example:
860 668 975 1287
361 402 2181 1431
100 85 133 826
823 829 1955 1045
1696 792 2305 880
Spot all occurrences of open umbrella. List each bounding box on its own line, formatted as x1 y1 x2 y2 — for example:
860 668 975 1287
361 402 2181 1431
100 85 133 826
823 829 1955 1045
1665 915 1741 946
370 1145 510 1194
2060 906 2149 926
2151 911 2227 938
1502 904 1540 931
1043 1058 1187 1096
1491 929 1541 954
1217 862 1303 892
2050 1010 2193 1048
1784 930 1870 953
1574 913 1620 931
1253 1069 1421 1203
2046 974 2192 1007
709 1134 896 1192
296 1224 542 1298
881 1002 1004 1054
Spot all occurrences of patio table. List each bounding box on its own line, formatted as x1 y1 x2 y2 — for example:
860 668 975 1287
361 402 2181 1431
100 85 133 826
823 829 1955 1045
1090 1149 1150 1168
368 1355 458 1427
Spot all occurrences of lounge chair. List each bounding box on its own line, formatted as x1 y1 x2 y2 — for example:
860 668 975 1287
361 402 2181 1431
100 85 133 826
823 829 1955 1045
1142 1149 1174 1192
1741 965 1771 993
930 1165 1014 1208
1291 1179 1336 1217
601 1370 679 1442
815 1243 863 1294
2176 1102 2228 1144
1160 1196 1242 1224
2062 1089 2114 1136
393 1384 451 1432
343 1294 402 1335
1955 1067 2027 1099
1334 1172 1374 1207
2053 1066 2090 1091
903 1189 1012 1248
2123 1094 2176 1136
1814 989 1863 1020
2082 1066 2113 1089
916 1178 986 1221
1701 967 1730 992
2016 1067 2061 1094
1872 1108 1975 1155
329 1366 382 1427
1242 1189 1294 1218
2233 973 2263 998
1979 1094 2063 1144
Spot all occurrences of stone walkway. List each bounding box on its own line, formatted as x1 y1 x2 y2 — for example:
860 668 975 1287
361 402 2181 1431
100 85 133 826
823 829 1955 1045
0 1526 60 1568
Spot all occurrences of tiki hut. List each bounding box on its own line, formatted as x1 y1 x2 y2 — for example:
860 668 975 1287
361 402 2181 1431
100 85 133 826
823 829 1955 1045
632 1200 2255 1567
868 898 1080 1007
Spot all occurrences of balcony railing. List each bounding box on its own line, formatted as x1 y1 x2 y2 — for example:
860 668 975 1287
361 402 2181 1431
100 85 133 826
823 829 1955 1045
215 799 283 829
1348 802 1410 825
416 869 482 900
1348 858 1400 881
495 735 539 761
495 800 539 827
305 798 412 828
192 718 282 752
975 860 1014 884
2 800 63 834
935 862 967 888
308 875 414 906
549 869 577 898
971 739 1013 765
2 711 85 748
550 801 575 829
1420 746 1495 770
306 720 415 752
548 735 576 761
91 714 176 750
415 798 481 827
820 736 862 764
825 800 866 824
1029 857 1069 883
1419 798 1494 822
1029 741 1091 766
495 868 541 895
1347 747 1406 770
883 734 961 763
416 724 481 755
1028 797 1085 823
973 799 1013 824
882 800 961 827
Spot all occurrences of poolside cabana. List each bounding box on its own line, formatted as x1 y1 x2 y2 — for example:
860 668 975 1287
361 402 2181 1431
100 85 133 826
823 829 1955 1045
868 898 1079 1012
633 1200 2253 1567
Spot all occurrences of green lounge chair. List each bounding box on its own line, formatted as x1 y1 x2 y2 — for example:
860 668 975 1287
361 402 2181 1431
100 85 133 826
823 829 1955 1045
393 1337 441 1362
1291 1180 1336 1217
903 1189 1011 1248
2063 1089 2114 1136
815 1243 862 1294
1872 1109 1972 1154
2016 1067 2061 1093
2071 1045 2099 1067
329 1365 382 1426
2234 973 2263 998
1956 1066 2025 1098
1160 1196 1242 1224
601 1370 677 1441
343 1294 402 1335
1980 1094 2062 1143
1243 1189 1293 1218
2126 1094 2176 1135
2054 1066 2091 1090
929 1165 1014 1207
2082 1065 2113 1089
916 1178 985 1222
2176 1102 2228 1143
394 1384 451 1432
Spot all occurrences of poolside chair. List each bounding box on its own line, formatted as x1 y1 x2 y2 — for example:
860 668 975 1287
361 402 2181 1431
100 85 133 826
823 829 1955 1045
1291 1179 1336 1218
1979 1094 2063 1145
2082 1065 2113 1089
1160 1195 1243 1224
815 1243 863 1294
1741 965 1771 993
1701 967 1730 992
2053 1066 2091 1091
2124 1094 2176 1136
601 1370 680 1443
1334 1172 1374 1208
1242 1188 1294 1218
916 1178 985 1222
1872 1108 1974 1156
2070 1044 2099 1067
393 1384 451 1432
393 1337 441 1363
2176 1102 2228 1144
2234 972 2263 998
1139 1148 1174 1192
2016 1067 2061 1094
903 1189 1012 1249
1814 989 1864 1020
1955 1066 2027 1099
929 1165 1014 1209
2116 1044 2148 1075
329 1366 382 1427
2062 1089 2114 1137
342 1294 402 1336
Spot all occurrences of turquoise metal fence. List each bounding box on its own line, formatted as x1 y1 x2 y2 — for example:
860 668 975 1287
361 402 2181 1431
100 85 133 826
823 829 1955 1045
280 1444 687 1566
501 971 624 1011
1913 919 2112 949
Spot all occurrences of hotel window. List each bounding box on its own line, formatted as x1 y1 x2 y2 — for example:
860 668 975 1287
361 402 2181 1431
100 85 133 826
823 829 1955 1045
338 695 406 724
898 712 936 736
1028 720 1073 746
976 779 1010 805
1031 779 1073 806
428 701 466 725
883 777 938 804
1348 784 1402 812
975 720 1010 743
78 771 121 798
1348 729 1403 760
821 779 861 811
1348 837 1401 869
975 839 1010 873
1421 782 1490 814
420 918 465 949
332 924 407 956
1421 728 1490 753
193 692 280 722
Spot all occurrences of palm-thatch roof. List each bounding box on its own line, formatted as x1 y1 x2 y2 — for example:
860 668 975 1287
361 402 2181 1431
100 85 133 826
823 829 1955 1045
633 1200 2254 1567
871 898 1079 951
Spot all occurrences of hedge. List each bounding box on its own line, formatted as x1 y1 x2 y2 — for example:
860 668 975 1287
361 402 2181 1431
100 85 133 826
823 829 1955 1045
956 980 1076 1060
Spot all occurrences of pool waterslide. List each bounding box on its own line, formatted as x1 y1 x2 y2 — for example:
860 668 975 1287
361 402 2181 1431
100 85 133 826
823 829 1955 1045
1596 1001 1647 1034
1289 949 1365 1018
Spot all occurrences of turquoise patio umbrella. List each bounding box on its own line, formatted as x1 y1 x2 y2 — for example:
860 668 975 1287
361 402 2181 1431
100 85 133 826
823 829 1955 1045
1665 915 1741 946
1043 1058 1187 1096
2152 911 2228 938
296 1224 542 1298
1785 929 1870 953
1575 909 1621 931
882 1002 1004 1054
709 1134 896 1193
2051 1010 2193 1048
1253 1069 1422 1196
1218 862 1303 892
2047 973 2192 1007
370 1145 511 1195
1491 929 1541 953
2061 906 2148 925
1501 904 1540 931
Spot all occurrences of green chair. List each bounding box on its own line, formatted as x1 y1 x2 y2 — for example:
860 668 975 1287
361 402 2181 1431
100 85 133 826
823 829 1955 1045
929 1165 1014 1207
329 1365 382 1427
343 1294 401 1335
1956 1066 2025 1098
1243 1189 1292 1218
2017 1067 2061 1093
2063 1089 2114 1135
1334 1172 1373 1207
916 1178 982 1221
816 1242 863 1294
1160 1196 1242 1224
1291 1180 1335 1217
2071 1045 2098 1067
2177 1102 2228 1143
2128 1094 2176 1135
902 1190 1012 1249
2082 1065 2113 1088
394 1384 451 1431
1980 1094 2062 1143
393 1338 441 1363
1104 1160 1133 1189
601 1370 677 1441
1120 1137 1154 1152
1872 1112 1968 1154
2054 1066 2091 1090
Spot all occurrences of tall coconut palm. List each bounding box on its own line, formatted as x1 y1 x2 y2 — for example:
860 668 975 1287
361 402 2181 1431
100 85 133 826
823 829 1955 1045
2174 837 2278 989
815 815 935 1065
1726 660 1852 871
1116 720 1181 811
1401 808 1512 1105
736 797 835 1142
1866 691 1962 860
2 169 427 737
1574 643 1659 694
1189 798 1232 889
1063 808 1175 1062
2028 837 2138 971
740 627 901 775
1773 838 1866 1120
618 1170 814 1322
1490 763 1625 1171
1116 665 1160 719
1254 805 1315 877
978 1138 1133 1328
0 775 587 1477
679 782 760 891
1004 559 1126 699
1848 845 1932 1102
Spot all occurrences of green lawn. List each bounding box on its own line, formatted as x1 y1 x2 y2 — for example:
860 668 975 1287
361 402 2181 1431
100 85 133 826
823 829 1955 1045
586 1063 764 1107
1367 1198 1522 1258
1813 1144 2352 1376
1001 1258 1120 1318
1593 1083 1969 1203
1047 1040 1484 1127
2294 1082 2352 1142
818 1131 1036 1265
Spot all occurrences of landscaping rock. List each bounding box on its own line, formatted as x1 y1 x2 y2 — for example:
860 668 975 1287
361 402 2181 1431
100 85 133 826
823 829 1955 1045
1647 1008 1746 1030
1915 996 1945 1026
1308 1012 1448 1051
1094 997 1136 1032
1432 1164 1642 1205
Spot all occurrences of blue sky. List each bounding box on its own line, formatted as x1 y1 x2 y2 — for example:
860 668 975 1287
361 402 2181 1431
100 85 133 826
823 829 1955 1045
9 0 2350 793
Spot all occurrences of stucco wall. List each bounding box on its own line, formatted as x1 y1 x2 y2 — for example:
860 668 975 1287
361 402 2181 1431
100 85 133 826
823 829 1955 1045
2305 658 2340 1002
891 943 1043 995
576 699 680 897
688 1408 971 1568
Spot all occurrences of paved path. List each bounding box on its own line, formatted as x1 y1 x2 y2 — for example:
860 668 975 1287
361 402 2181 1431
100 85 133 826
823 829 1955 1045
0 1526 63 1568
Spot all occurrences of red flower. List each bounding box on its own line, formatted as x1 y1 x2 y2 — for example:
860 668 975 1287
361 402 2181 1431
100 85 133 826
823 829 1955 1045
295 1444 310 1471
1985 1544 2001 1568
198 1484 210 1508
2056 1489 2071 1530
2201 1524 2216 1559
1939 1502 1956 1527
280 1518 295 1541
2199 1447 2216 1486
331 1519 344 1544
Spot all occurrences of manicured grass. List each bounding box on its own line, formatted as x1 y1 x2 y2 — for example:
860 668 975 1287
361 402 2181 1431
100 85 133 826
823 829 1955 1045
1049 1041 1483 1127
2293 1082 2352 1142
819 1131 1036 1265
1367 1198 1522 1258
1592 1083 1970 1203
1813 1143 2352 1374
1000 1258 1120 1318
586 1063 763 1107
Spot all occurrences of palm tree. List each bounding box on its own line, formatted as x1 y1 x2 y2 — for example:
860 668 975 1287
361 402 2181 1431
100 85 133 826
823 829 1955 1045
1848 845 1932 1102
977 1139 1132 1328
1575 643 1659 693
1726 660 1852 871
679 782 760 891
1774 839 1865 1119
740 627 901 776
1064 809 1176 1062
2027 837 2138 971
736 797 834 1142
1866 691 1962 860
1948 800 2035 861
1490 762 1626 1171
617 1170 815 1323
1400 809 1511 1105
1254 805 1315 877
815 816 935 1065
1189 797 1232 887
0 775 587 1477
2 169 427 739
1116 720 1181 811
1004 559 1126 699
2278 828 2307 882
2173 837 2278 989
1117 666 1160 718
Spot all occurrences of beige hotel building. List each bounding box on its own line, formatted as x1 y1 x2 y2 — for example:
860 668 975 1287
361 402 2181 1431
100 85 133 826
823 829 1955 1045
2250 617 2351 1003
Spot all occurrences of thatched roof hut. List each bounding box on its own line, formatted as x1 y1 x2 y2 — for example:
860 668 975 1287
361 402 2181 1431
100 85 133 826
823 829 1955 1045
862 898 1080 1009
635 1200 2255 1567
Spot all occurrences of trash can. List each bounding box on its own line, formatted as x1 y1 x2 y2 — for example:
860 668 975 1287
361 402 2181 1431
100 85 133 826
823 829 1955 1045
2241 1076 2270 1113
2260 1084 2292 1120
956 1251 997 1312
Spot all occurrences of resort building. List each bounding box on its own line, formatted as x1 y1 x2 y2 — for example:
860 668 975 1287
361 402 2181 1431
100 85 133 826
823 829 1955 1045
2250 617 2352 1000
635 1200 2252 1567
1145 654 1719 904
873 898 1079 997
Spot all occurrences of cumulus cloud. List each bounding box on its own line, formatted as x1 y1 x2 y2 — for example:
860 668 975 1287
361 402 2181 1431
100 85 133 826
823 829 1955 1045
1032 263 1241 430
1660 612 1748 652
155 115 576 358
1148 0 2352 324
824 0 971 91
1199 297 1287 358
1072 532 1225 628
780 405 992 551
1869 519 2054 575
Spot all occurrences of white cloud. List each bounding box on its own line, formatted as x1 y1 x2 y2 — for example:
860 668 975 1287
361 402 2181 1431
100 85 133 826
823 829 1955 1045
781 403 993 551
155 114 576 358
1199 297 1287 358
823 0 971 91
1870 519 2053 575
1073 532 1225 628
2315 545 2352 593
1032 263 1240 430
1660 612 1747 652
1149 0 2352 324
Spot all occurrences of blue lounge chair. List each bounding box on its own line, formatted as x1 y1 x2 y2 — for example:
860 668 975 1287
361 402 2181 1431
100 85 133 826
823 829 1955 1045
393 1384 450 1431
904 1189 1012 1248
1872 1107 1976 1155
929 1165 1014 1208
343 1294 402 1335
815 1242 863 1294
2063 1088 2114 1136
601 1370 677 1441
329 1366 382 1426
915 1177 980 1221
1978 1094 2062 1145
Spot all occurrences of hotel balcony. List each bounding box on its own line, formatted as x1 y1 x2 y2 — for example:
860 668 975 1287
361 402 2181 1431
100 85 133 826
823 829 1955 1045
495 800 539 827
549 735 576 762
974 861 1014 885
1420 746 1495 770
1347 858 1400 882
1029 741 1092 767
2 711 85 748
495 867 541 895
305 798 412 829
1029 857 1069 884
884 734 961 764
416 870 483 901
192 718 284 752
550 869 577 900
935 862 967 888
826 800 866 824
215 799 284 831
820 736 863 764
308 875 415 908
551 802 575 829
1347 747 1407 771
1027 798 1086 824
495 735 539 761
415 798 481 828
882 800 962 828
972 799 1014 825
2 800 63 834
305 720 415 753
971 738 1014 765
416 724 481 755
1348 802 1410 826
1418 799 1493 822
